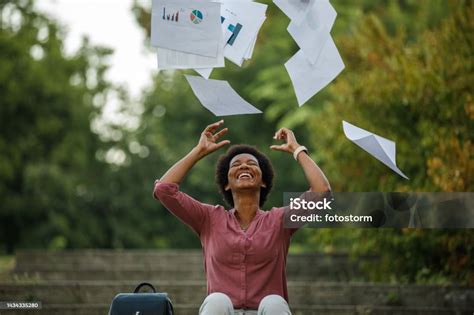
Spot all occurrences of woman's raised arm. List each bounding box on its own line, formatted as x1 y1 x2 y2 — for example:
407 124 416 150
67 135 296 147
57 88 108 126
270 128 331 193
160 120 230 184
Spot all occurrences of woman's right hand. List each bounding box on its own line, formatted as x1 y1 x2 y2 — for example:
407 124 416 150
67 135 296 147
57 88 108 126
195 120 230 157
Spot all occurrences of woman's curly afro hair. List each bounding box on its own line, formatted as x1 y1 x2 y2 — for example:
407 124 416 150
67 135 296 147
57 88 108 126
215 144 274 208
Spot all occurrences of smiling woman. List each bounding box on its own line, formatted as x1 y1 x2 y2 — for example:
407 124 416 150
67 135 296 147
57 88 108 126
153 120 331 315
215 145 274 209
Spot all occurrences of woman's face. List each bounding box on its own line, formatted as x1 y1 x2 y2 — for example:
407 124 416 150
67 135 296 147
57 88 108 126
225 153 266 192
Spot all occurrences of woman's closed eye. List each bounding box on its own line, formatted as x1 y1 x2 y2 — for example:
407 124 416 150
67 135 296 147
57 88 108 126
231 161 258 168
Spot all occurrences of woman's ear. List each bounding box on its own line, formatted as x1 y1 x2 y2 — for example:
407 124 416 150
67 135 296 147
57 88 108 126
261 182 267 188
225 183 230 191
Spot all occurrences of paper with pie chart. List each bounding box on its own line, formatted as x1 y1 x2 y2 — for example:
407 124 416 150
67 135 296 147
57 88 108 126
151 0 222 58
342 121 409 179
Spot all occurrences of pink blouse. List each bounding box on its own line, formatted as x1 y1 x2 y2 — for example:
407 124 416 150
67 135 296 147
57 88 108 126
153 180 298 309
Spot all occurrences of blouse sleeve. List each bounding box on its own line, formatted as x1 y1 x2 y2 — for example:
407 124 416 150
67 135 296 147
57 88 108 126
272 207 300 239
153 180 212 236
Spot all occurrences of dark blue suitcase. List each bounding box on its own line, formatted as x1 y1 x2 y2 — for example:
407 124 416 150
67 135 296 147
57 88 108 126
109 282 174 315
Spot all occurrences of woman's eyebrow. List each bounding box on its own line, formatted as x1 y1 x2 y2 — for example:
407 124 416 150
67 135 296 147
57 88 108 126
231 157 258 165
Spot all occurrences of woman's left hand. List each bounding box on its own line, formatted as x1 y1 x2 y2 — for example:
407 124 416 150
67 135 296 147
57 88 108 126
270 128 301 154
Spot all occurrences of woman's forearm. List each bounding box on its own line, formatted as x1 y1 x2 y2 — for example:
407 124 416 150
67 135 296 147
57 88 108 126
160 120 230 185
296 151 331 193
160 147 205 185
270 127 331 193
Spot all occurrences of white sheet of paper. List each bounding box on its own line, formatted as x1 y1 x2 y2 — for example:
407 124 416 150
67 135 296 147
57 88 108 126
285 37 344 106
194 68 213 79
191 21 235 78
244 35 258 59
342 121 409 179
221 1 267 66
157 29 225 70
273 0 315 22
287 0 337 64
185 75 262 116
151 0 221 57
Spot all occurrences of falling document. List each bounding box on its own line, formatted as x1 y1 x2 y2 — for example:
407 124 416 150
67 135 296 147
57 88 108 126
194 68 213 79
273 0 315 23
285 37 344 106
342 121 409 179
157 29 225 70
193 24 234 78
151 0 222 57
185 75 262 116
221 1 267 66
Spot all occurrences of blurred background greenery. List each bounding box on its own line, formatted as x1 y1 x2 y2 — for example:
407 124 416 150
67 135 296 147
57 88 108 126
0 0 472 285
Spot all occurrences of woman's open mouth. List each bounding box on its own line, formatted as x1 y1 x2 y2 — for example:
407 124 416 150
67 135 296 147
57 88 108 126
237 172 253 180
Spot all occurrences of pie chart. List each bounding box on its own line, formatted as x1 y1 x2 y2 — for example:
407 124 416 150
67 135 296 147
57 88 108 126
190 10 203 24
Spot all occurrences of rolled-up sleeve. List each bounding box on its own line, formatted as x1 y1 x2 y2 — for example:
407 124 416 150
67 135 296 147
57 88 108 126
153 180 211 235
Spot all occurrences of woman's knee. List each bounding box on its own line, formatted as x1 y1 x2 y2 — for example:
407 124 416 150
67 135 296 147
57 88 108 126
258 294 291 315
199 292 234 315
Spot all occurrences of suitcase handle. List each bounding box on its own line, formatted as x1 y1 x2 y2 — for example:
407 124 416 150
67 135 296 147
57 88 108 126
133 282 157 293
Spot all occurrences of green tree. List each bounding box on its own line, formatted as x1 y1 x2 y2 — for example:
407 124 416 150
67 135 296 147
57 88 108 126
300 2 473 284
0 0 115 252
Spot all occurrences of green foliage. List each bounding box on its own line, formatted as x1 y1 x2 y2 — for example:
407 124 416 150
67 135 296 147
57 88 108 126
309 229 473 284
294 1 472 284
0 0 115 252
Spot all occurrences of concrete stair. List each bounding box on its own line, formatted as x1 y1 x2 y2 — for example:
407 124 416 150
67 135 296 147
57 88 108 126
1 250 472 314
12 250 365 282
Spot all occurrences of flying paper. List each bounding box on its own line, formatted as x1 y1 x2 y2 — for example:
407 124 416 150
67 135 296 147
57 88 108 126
287 0 337 64
221 0 267 66
191 22 234 78
194 67 213 79
185 75 262 116
285 37 344 106
151 0 222 58
342 121 409 179
157 29 225 70
273 0 315 22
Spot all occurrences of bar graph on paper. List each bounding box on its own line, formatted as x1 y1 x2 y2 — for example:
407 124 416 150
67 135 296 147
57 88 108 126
163 7 180 22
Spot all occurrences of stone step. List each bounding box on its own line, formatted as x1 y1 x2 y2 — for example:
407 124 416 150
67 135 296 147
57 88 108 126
14 250 205 267
12 264 358 282
0 281 472 308
14 250 362 268
14 250 366 281
6 303 473 315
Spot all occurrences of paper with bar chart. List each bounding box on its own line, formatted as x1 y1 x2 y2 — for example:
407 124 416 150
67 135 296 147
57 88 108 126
221 1 267 66
151 0 222 58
